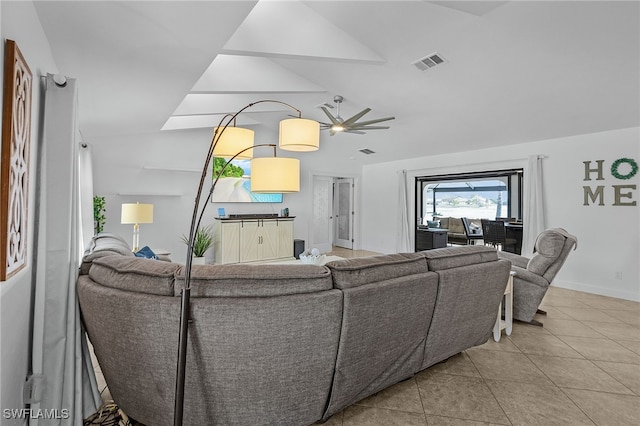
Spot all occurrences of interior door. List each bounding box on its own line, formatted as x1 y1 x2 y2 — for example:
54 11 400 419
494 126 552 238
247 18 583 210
311 175 334 253
334 178 354 249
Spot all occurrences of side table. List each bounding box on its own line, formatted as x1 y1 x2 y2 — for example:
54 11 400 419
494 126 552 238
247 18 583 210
415 228 448 251
493 271 515 342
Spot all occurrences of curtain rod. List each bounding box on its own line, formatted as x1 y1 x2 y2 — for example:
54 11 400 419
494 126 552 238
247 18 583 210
400 154 547 175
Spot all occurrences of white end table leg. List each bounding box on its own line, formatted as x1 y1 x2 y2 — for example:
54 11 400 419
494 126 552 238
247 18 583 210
505 280 513 336
493 299 503 342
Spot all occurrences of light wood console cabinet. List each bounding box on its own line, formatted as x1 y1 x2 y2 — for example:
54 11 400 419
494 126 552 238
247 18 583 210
214 216 294 264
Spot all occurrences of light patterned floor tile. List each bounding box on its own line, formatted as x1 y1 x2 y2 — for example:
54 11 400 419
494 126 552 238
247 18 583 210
527 355 634 394
485 379 596 425
600 309 640 327
557 307 622 323
541 318 606 338
425 415 506 425
593 361 640 395
617 339 640 355
511 321 552 335
466 348 553 385
418 352 481 379
508 332 585 358
416 374 509 424
343 406 427 426
582 321 640 342
579 297 640 312
534 306 574 320
355 378 423 413
563 388 640 426
542 297 592 310
474 337 523 353
558 336 640 363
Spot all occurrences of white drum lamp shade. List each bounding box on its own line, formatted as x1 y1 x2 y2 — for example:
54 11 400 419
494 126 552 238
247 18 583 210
279 118 320 152
212 126 255 159
250 157 300 193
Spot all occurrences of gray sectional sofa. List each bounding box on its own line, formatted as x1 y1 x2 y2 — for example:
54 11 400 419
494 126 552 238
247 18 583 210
78 243 511 426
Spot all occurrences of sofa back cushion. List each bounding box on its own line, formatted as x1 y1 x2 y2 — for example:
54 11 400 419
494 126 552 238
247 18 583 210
174 264 333 297
80 233 134 274
420 245 499 271
421 258 511 368
325 253 429 289
89 256 179 296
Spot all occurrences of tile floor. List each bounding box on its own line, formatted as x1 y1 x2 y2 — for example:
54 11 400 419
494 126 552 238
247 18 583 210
90 247 640 426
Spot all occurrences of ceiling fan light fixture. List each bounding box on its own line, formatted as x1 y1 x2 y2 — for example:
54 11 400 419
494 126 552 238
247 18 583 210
320 94 395 135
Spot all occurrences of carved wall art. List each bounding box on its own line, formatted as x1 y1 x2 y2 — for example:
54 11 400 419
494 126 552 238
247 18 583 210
1 40 32 281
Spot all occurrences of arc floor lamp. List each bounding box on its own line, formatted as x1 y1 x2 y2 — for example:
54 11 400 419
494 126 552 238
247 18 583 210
174 100 320 426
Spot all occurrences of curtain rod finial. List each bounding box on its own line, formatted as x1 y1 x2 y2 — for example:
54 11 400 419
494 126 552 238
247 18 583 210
53 74 67 87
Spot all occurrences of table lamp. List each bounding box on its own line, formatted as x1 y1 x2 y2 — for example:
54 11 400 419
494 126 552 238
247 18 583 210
121 202 153 251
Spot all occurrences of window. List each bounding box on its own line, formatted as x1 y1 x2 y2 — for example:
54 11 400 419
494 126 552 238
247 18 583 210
415 169 523 224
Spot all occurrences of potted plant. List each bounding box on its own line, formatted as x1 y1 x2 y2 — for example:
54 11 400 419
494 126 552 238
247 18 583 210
93 195 106 234
182 225 214 265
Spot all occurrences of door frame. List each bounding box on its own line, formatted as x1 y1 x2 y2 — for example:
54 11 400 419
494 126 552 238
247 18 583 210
308 170 361 252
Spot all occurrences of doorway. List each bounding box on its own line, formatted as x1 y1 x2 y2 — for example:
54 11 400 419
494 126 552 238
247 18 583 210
311 175 355 252
334 177 354 249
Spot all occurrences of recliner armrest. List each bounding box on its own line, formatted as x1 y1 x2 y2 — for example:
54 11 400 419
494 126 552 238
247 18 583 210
510 266 549 289
497 251 529 269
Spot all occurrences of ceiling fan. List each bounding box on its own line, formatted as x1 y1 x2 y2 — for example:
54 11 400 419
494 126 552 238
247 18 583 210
319 95 395 136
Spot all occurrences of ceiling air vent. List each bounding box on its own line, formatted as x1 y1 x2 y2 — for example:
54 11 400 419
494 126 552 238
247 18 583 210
412 52 445 71
359 148 375 155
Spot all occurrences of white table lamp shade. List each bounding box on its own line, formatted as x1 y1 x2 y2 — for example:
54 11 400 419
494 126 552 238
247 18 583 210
121 203 153 224
121 203 153 251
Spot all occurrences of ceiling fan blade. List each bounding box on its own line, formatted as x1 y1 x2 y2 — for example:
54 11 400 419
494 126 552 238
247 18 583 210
342 108 371 126
320 106 340 125
349 125 391 130
351 116 395 126
345 130 366 135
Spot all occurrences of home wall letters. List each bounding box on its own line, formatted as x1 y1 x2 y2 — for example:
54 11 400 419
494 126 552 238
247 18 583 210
583 158 637 206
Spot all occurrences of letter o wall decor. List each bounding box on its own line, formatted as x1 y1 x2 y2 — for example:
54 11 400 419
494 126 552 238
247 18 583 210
1 40 32 281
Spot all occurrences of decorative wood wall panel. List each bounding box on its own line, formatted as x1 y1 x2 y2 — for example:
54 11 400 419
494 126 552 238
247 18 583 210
1 40 32 281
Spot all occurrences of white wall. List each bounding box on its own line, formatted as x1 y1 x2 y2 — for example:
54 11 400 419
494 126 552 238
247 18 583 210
1 1 59 422
361 127 640 301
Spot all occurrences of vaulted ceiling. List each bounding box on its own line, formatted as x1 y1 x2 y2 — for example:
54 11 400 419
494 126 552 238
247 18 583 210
34 1 640 165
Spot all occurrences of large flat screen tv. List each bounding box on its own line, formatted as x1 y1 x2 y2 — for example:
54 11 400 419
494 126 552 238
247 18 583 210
211 158 283 203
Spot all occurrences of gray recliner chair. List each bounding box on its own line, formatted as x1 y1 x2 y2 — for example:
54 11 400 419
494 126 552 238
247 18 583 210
498 228 577 324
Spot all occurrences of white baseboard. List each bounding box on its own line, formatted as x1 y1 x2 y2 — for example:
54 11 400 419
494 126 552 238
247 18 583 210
552 279 640 302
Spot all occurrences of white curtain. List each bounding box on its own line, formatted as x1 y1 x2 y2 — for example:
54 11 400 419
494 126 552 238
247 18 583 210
396 170 412 253
522 155 546 257
31 74 101 425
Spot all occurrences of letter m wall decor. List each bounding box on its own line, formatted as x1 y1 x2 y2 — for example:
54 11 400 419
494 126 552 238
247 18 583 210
1 40 32 281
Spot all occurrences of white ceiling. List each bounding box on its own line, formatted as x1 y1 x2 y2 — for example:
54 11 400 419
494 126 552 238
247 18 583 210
33 0 640 165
